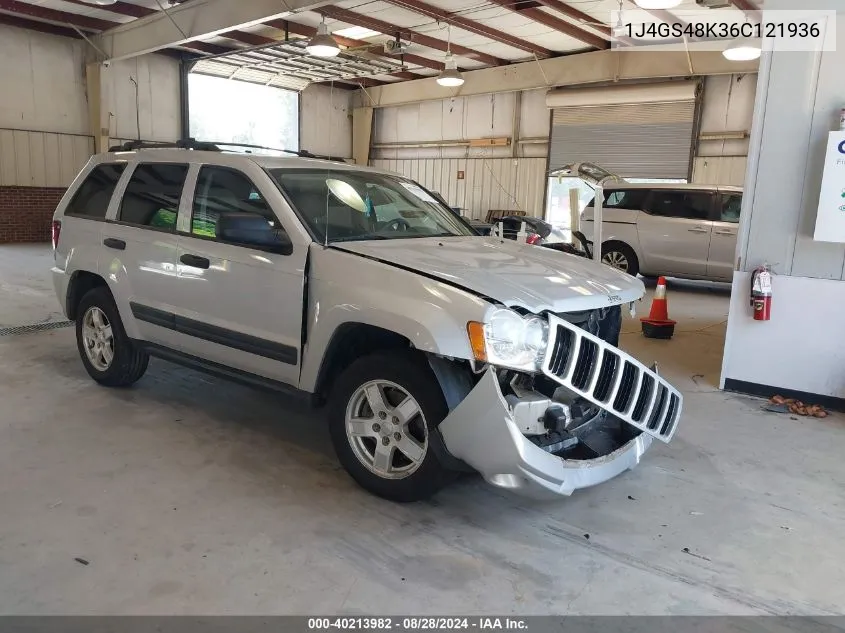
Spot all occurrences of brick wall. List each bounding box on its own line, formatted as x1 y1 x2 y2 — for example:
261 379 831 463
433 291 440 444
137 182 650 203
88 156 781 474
0 186 67 244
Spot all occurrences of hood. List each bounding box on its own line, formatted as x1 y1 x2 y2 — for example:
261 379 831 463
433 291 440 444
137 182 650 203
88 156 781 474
335 236 645 313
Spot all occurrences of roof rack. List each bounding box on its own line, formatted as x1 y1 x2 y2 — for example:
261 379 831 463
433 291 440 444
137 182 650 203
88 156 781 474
108 138 347 162
108 138 221 152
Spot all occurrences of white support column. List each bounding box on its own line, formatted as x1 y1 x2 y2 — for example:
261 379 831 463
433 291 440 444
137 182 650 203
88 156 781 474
86 62 112 154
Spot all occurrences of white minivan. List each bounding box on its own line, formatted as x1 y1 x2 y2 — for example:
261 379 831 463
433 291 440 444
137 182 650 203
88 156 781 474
581 184 742 282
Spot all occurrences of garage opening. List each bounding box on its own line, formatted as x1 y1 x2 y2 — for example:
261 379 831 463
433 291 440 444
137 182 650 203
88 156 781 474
187 73 299 151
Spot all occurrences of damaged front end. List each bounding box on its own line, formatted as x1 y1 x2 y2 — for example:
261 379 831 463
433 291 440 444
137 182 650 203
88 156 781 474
437 306 683 498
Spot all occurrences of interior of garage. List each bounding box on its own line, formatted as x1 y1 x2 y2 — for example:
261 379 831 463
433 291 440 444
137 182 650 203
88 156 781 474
0 0 844 620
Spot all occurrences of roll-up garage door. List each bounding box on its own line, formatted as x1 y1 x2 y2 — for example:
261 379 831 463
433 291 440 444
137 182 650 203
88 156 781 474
547 81 700 180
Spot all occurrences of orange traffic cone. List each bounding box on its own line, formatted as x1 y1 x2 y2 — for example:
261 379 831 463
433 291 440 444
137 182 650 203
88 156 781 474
641 277 676 339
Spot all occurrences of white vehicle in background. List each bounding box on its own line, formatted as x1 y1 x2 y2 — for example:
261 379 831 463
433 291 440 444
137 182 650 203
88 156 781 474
51 142 684 503
581 183 742 282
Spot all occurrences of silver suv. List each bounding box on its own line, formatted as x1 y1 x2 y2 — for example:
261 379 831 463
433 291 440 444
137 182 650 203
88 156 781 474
51 144 683 502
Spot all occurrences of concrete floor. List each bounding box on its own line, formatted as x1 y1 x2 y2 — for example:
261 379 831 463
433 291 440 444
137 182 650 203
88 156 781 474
1 244 844 615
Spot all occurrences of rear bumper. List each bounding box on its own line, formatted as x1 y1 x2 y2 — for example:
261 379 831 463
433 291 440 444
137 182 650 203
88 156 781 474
438 369 654 499
51 267 70 319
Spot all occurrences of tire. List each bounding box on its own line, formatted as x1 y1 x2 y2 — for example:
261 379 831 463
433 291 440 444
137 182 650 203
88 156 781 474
601 243 639 277
75 287 149 387
328 350 455 502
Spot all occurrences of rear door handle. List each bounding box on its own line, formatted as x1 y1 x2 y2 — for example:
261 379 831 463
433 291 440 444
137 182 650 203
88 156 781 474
180 253 210 269
103 238 126 250
715 230 735 236
688 227 709 233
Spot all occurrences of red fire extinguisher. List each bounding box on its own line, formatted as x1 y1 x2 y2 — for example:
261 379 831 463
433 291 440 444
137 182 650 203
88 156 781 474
750 264 772 321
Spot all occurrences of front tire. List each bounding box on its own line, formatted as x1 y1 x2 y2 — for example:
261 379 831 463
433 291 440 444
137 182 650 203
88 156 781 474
328 351 455 502
602 243 640 277
75 287 149 387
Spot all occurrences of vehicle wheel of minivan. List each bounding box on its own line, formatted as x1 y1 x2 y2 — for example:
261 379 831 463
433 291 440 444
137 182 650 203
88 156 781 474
328 351 455 502
602 243 639 277
76 287 149 387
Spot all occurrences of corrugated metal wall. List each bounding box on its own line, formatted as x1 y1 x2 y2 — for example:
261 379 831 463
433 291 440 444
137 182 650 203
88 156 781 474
0 130 93 188
372 157 547 219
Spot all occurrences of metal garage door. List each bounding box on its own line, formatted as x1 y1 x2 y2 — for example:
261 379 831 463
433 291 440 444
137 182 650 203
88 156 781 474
547 81 701 180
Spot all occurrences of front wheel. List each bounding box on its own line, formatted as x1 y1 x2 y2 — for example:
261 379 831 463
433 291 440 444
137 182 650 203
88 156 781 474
328 351 455 502
601 243 639 277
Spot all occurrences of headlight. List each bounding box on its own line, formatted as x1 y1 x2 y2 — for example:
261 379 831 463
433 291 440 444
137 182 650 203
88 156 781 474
467 309 549 372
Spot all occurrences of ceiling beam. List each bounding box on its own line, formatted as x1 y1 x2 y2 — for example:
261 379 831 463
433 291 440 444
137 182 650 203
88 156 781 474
357 48 758 108
0 0 114 31
60 0 155 20
385 0 555 57
319 5 507 66
268 19 446 72
484 0 608 50
533 0 611 38
92 0 335 61
0 11 84 39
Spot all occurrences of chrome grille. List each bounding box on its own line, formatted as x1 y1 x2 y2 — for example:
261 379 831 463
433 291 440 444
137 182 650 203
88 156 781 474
543 314 682 443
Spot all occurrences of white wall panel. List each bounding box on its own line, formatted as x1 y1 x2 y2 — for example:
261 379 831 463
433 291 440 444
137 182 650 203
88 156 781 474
108 54 181 142
373 157 546 220
692 156 748 186
300 84 352 159
0 130 94 187
0 25 87 135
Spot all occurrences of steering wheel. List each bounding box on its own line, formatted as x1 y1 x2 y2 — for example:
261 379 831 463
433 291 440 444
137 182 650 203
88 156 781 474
377 218 411 233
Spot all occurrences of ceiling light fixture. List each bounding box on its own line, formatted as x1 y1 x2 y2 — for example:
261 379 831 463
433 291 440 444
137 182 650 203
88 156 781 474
307 18 340 57
81 0 118 4
436 26 464 87
633 0 683 9
722 37 761 61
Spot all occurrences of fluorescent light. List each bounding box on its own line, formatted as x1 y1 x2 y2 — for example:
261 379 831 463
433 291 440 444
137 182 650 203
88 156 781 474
436 53 464 87
334 26 381 39
634 0 683 8
81 0 118 4
722 37 761 61
307 21 340 57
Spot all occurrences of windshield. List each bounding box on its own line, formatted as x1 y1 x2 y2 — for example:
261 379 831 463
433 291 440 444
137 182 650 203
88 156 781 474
269 168 475 243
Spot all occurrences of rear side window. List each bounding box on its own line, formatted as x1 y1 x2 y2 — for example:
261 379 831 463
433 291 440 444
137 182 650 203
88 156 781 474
604 189 648 210
118 163 189 230
65 163 126 219
720 193 742 223
645 190 713 220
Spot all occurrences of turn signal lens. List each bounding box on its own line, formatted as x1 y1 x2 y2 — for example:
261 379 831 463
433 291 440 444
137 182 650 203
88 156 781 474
466 321 487 362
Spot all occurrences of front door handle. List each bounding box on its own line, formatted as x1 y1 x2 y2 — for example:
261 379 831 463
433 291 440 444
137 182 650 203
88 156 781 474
103 238 126 250
180 254 210 269
688 227 709 233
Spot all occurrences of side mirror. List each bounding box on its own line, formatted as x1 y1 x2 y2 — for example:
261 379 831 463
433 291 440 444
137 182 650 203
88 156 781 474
217 213 293 255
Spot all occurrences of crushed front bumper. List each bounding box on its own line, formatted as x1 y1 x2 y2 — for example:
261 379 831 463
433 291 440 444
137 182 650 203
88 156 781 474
438 369 655 499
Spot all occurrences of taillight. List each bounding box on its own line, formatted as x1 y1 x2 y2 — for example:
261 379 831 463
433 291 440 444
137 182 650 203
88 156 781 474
526 233 541 245
51 220 61 250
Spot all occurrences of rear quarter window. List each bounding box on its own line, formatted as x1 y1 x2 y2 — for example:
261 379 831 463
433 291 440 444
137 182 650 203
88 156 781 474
64 163 126 219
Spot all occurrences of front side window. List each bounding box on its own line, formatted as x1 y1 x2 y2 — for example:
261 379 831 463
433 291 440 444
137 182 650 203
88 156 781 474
118 163 189 230
269 169 475 243
66 163 126 219
720 194 742 223
191 166 278 239
645 190 712 220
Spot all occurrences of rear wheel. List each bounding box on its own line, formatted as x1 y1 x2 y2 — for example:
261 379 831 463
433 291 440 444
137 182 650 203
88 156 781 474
328 351 455 502
602 243 639 277
75 287 149 387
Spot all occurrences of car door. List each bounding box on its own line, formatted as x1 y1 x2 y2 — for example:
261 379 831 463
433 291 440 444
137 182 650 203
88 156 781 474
101 162 189 348
172 164 307 386
707 191 742 281
636 189 714 277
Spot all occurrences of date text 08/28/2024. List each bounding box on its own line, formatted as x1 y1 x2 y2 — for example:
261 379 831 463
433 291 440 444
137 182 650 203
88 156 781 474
307 617 528 630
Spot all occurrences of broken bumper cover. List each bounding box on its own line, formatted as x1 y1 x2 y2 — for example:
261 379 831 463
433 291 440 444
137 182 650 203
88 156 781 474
438 369 654 498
